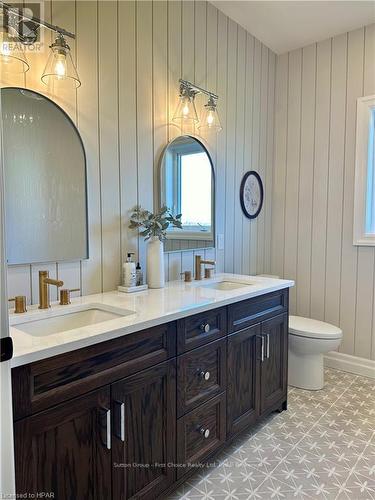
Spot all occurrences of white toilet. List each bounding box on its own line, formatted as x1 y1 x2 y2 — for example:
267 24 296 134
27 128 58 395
288 316 343 390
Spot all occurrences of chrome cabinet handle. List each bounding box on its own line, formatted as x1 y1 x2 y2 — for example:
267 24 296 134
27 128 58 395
200 322 210 333
100 408 111 450
199 370 211 381
265 333 270 359
114 400 125 442
199 427 210 438
257 334 265 362
106 409 111 450
120 402 125 442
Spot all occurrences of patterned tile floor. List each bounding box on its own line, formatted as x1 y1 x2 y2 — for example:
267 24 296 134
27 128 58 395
170 369 375 500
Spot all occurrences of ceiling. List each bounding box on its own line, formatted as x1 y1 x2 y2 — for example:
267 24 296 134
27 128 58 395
211 1 375 54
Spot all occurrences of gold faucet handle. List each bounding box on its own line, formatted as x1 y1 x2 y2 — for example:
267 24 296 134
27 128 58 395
9 296 27 314
204 268 214 279
180 271 192 282
59 288 80 306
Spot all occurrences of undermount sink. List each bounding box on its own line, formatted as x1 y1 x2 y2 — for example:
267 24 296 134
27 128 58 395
198 280 254 291
14 305 134 337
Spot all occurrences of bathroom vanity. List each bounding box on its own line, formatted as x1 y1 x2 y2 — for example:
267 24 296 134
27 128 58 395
9 275 293 500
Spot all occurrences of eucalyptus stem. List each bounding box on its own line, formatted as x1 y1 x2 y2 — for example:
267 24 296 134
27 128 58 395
129 205 182 242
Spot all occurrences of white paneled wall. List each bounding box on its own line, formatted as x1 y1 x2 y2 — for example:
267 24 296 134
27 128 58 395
3 1 276 304
272 25 375 361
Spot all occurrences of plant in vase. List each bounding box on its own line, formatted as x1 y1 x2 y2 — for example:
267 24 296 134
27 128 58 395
129 205 182 288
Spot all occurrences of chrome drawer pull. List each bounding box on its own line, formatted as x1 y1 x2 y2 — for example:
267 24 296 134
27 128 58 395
200 322 210 333
199 427 210 439
199 370 211 381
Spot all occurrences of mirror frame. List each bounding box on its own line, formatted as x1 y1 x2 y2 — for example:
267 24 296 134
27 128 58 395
1 87 89 264
158 135 216 249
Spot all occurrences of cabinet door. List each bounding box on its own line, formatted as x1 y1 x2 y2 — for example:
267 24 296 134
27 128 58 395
227 324 261 437
14 387 112 499
112 360 176 500
260 313 288 414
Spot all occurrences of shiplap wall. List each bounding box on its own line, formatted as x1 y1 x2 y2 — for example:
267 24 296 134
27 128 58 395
2 1 276 304
271 24 375 361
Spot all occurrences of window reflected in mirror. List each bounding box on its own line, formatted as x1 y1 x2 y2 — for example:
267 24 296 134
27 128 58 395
160 136 215 252
1 87 88 264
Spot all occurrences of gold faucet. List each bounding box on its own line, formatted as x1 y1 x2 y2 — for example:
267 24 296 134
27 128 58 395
39 270 64 309
194 255 216 280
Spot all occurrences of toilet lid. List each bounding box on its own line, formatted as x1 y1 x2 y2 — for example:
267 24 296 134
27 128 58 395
289 316 343 340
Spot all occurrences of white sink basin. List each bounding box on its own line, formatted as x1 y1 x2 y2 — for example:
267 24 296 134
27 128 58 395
14 305 134 337
198 280 254 291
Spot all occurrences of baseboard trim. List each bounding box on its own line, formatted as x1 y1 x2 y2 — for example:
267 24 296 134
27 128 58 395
324 352 375 379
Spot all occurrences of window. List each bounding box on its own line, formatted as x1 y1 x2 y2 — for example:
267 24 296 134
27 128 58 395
162 138 213 240
353 95 375 246
180 152 212 230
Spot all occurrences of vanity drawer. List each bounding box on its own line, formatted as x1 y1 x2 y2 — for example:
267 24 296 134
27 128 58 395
177 307 227 353
12 322 176 420
228 289 288 333
177 392 226 478
177 339 226 417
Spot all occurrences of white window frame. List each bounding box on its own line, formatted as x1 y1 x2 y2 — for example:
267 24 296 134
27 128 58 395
353 94 375 246
164 143 214 241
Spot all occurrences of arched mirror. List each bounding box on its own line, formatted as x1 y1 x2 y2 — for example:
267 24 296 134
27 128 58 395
1 87 88 264
159 135 215 252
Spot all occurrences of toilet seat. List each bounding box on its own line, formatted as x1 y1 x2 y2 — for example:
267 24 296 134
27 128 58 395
289 315 342 340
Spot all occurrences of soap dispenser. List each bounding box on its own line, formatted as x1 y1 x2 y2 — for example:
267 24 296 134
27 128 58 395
123 253 136 287
136 262 143 286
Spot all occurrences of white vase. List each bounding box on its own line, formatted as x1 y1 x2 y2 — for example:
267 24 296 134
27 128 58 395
147 237 165 288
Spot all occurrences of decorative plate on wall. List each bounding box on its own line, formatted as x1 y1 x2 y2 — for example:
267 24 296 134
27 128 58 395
240 171 264 219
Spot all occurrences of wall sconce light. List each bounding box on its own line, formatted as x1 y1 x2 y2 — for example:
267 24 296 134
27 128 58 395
0 30 29 74
173 82 198 123
0 2 80 87
41 34 81 88
173 79 222 133
198 95 222 132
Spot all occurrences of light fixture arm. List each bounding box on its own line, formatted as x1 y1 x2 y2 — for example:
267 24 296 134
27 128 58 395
179 79 218 102
1 1 75 40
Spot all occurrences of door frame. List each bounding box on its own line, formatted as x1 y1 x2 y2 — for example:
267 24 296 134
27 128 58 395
0 86 16 496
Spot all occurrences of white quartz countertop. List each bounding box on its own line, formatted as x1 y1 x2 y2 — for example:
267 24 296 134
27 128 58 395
9 273 294 367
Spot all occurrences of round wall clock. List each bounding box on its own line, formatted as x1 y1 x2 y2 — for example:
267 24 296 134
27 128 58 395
240 171 264 219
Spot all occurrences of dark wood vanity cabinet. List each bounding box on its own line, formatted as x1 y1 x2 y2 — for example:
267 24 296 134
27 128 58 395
227 312 288 437
227 324 260 437
260 313 288 414
12 289 289 500
111 360 176 500
14 387 112 499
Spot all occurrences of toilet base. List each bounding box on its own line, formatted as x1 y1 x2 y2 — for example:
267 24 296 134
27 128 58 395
288 349 324 390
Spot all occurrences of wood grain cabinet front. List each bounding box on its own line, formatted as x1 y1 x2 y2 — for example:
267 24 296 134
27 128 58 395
227 324 260 437
14 386 112 500
176 392 226 479
259 313 288 415
12 322 176 420
177 307 227 353
227 312 289 439
177 338 227 417
228 290 288 333
111 360 176 500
